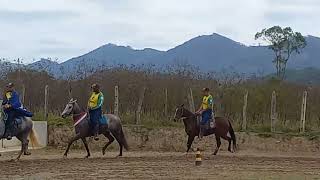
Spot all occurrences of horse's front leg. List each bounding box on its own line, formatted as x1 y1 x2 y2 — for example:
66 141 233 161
186 135 195 153
64 133 81 158
81 137 91 158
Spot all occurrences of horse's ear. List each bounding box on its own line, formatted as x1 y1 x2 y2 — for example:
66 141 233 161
69 99 77 104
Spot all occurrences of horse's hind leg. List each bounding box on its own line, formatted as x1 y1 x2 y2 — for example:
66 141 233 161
213 135 221 155
14 135 28 160
64 133 81 158
221 136 233 153
110 130 123 157
81 138 91 158
102 132 115 155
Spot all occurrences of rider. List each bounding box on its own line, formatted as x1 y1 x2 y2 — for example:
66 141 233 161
2 83 22 140
196 87 214 139
87 83 104 141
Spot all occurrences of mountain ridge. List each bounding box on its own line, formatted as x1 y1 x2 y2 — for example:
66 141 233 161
11 33 320 78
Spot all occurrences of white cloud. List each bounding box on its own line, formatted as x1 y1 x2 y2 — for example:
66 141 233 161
0 0 319 63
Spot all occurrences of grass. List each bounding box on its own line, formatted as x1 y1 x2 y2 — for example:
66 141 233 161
30 111 320 140
32 111 73 127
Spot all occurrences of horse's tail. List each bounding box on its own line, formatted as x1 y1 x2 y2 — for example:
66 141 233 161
29 128 40 148
119 126 129 151
228 120 237 151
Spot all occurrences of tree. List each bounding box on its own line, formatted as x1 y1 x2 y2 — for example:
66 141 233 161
255 26 307 79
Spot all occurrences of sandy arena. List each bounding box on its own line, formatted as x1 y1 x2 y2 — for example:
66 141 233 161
0 148 319 180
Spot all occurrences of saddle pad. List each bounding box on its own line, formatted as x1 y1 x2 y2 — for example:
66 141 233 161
100 115 108 125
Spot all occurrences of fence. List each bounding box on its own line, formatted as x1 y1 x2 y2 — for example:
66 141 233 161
1 81 318 134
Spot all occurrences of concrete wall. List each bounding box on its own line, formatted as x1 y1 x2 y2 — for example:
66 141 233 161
0 121 47 152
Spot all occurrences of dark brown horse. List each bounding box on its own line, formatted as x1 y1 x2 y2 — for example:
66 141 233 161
174 105 236 155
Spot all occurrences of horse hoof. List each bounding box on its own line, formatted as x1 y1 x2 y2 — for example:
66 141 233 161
116 154 122 158
63 155 68 159
24 152 31 156
85 155 90 158
102 150 106 156
10 159 19 162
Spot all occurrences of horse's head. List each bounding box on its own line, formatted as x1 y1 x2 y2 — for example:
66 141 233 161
173 104 186 122
61 98 77 118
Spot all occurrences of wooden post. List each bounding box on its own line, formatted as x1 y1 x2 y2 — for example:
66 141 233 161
114 86 119 116
270 91 277 132
300 91 307 133
21 84 25 105
68 81 72 99
0 99 4 148
44 85 49 122
164 88 168 117
187 88 195 112
135 87 146 125
242 90 248 131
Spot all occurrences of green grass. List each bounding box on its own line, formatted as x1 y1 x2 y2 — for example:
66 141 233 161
32 111 73 127
31 111 320 140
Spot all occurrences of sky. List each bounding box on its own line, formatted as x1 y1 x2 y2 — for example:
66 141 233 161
0 0 319 63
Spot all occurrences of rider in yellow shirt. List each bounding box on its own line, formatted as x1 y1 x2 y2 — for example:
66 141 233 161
196 88 214 138
88 83 104 141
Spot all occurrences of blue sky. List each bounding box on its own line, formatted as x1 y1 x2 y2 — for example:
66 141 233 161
0 0 319 63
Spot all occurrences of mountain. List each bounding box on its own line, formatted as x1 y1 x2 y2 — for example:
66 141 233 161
21 33 320 78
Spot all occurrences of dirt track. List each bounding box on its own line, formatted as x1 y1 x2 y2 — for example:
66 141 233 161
0 149 320 180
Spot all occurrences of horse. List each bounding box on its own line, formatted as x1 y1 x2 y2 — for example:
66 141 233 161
0 105 38 160
174 104 237 155
61 99 128 158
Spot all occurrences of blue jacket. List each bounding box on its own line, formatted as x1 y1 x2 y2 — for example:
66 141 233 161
2 91 33 117
2 91 22 109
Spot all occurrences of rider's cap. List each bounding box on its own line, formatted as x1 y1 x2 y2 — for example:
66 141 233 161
202 87 209 92
6 83 14 88
91 83 100 89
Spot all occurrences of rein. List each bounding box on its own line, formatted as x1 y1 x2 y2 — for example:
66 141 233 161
72 112 88 127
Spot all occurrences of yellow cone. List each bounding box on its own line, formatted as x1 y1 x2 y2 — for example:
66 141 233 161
195 148 202 166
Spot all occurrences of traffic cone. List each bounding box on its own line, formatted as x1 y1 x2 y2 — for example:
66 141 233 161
195 148 202 166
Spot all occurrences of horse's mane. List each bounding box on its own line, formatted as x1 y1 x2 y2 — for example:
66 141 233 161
182 107 195 117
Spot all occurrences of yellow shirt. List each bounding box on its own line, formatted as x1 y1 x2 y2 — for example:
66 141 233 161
201 94 213 110
88 92 104 109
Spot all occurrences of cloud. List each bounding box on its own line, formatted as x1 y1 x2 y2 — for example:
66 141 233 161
0 0 319 63
0 10 79 23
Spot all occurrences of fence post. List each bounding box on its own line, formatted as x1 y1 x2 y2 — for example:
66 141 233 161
68 81 72 99
114 86 119 116
0 99 2 148
164 88 168 117
135 87 146 125
270 91 277 132
242 90 248 131
300 90 307 133
44 85 49 122
187 88 195 112
22 84 25 105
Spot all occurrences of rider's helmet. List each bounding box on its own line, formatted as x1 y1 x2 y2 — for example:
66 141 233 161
202 87 209 92
6 82 14 88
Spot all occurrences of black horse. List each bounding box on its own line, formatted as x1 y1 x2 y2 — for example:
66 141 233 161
174 105 236 155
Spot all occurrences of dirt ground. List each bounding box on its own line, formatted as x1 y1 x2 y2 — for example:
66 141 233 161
0 148 319 180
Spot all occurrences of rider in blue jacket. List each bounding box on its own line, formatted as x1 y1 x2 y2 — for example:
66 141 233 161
2 83 32 140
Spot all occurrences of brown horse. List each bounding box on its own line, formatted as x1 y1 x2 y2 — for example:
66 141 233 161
174 105 236 155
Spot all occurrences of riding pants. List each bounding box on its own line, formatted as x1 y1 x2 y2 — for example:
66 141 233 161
89 107 101 135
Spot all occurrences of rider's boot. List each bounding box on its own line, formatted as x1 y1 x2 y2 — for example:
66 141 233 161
5 129 12 140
